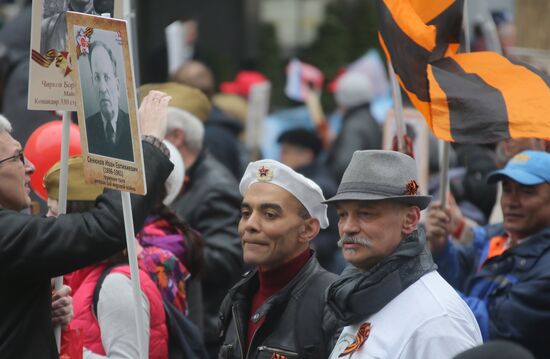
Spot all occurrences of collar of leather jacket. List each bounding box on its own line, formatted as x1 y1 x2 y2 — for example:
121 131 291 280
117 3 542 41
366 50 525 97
228 250 321 312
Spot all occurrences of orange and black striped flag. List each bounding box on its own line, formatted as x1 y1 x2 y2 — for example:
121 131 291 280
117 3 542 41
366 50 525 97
378 0 550 143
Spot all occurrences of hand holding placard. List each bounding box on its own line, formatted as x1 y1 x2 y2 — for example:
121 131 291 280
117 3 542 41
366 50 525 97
139 90 172 139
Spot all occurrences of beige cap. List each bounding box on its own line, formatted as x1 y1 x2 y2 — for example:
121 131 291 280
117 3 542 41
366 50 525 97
43 156 104 201
139 82 212 122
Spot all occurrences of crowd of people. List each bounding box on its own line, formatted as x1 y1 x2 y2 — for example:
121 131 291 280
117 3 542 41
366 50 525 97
0 3 548 359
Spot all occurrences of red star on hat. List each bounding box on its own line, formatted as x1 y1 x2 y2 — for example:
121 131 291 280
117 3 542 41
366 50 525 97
258 166 269 177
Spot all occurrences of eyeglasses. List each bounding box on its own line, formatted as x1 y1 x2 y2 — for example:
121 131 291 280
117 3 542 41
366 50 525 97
0 151 25 165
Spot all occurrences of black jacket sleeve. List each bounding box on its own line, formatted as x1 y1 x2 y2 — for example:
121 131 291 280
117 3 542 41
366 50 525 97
0 142 173 280
197 187 243 286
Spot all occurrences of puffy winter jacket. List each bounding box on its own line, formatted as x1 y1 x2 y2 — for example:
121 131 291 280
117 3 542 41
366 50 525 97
69 264 169 359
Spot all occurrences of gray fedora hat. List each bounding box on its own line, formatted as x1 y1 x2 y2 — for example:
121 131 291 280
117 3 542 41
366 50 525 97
324 150 431 209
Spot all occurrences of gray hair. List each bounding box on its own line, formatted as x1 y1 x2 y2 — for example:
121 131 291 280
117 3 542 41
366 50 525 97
0 114 12 133
88 40 118 78
166 107 204 153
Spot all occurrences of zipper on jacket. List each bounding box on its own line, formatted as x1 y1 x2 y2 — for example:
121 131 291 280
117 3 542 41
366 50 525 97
220 344 233 358
257 345 299 357
245 310 265 359
232 305 246 358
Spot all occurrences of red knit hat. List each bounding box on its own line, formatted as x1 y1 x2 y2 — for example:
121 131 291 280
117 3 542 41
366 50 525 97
219 71 267 97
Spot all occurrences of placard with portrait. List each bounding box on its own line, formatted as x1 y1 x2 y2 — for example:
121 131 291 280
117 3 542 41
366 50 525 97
66 12 145 195
28 0 122 111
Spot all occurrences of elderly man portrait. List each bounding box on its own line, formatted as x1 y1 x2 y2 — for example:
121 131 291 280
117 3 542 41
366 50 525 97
325 150 482 359
426 150 550 358
40 0 111 53
218 159 339 359
0 91 172 359
85 40 133 161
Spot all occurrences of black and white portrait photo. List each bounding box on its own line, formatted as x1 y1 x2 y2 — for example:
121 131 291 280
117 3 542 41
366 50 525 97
78 28 133 161
67 12 145 193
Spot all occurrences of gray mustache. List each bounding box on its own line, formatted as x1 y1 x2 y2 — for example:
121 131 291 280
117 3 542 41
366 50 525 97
337 235 373 248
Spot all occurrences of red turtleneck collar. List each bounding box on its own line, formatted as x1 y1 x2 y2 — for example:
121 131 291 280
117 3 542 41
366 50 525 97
246 248 311 348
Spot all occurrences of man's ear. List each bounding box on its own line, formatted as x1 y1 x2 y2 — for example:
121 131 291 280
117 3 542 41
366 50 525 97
165 128 186 148
402 205 420 236
303 149 315 164
298 218 321 244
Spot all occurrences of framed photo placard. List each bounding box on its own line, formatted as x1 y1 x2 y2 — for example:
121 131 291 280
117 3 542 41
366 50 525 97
28 0 122 111
66 12 145 195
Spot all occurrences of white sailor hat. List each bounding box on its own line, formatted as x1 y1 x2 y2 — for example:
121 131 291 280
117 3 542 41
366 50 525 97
239 159 329 229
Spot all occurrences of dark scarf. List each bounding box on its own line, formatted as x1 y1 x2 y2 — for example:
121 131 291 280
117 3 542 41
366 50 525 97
326 229 437 325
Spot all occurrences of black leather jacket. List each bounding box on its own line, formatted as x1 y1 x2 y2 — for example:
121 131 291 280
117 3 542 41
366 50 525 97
171 150 243 349
217 254 339 359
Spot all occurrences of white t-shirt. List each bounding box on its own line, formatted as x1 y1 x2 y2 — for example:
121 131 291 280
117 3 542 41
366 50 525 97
330 271 482 359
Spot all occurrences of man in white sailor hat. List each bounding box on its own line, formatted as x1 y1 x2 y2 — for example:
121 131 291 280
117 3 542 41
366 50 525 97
217 159 340 359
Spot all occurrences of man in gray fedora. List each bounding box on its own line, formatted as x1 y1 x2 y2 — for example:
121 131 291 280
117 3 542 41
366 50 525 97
324 150 482 359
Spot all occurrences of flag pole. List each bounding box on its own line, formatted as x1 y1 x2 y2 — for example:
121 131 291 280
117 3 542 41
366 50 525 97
304 86 331 150
99 12 146 358
439 0 470 208
388 61 406 153
121 191 147 359
52 110 71 351
463 0 471 53
438 140 450 208
124 0 140 87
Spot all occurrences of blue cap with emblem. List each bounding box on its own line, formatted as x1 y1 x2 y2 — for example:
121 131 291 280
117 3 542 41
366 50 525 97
487 150 550 185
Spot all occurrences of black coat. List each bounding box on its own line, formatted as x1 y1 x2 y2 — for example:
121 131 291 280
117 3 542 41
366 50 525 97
204 106 245 180
296 162 345 274
0 142 173 359
170 151 243 351
327 104 382 182
85 109 134 162
218 255 339 359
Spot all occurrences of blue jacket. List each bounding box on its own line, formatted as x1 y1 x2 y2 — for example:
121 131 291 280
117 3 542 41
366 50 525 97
435 225 550 358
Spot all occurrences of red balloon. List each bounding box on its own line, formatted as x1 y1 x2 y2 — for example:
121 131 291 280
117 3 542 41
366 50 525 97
24 120 82 200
